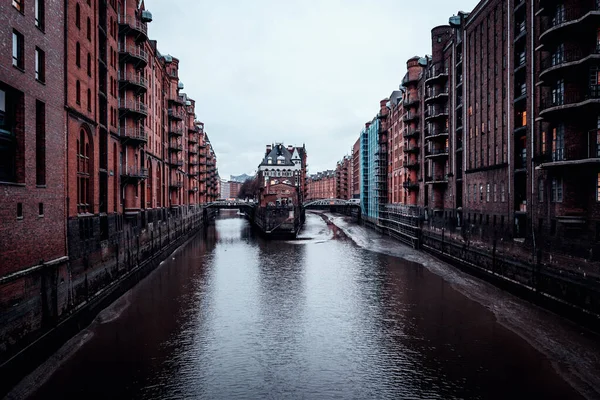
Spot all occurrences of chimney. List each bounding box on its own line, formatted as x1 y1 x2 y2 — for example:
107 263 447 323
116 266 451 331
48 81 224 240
287 145 293 152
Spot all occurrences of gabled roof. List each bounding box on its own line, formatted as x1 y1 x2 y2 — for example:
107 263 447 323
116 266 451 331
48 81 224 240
259 143 296 167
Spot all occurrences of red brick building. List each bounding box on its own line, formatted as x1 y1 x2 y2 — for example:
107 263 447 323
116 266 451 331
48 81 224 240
1 0 68 342
335 156 351 200
0 0 217 366
306 170 336 200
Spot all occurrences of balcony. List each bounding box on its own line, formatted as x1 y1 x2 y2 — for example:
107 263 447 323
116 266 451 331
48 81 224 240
168 108 185 120
118 71 147 92
118 15 148 41
189 159 199 166
403 112 419 123
424 87 449 103
404 158 420 169
403 181 419 190
537 133 600 169
119 99 148 117
425 147 449 159
405 145 420 154
168 159 184 167
118 44 148 67
189 146 198 155
424 106 449 121
403 128 420 139
540 86 600 117
167 95 185 106
188 187 198 192
121 166 148 180
188 133 198 144
403 97 420 108
425 129 449 140
540 48 600 80
425 63 448 83
168 125 184 137
169 181 183 190
401 73 420 87
425 175 449 184
169 143 183 152
540 6 600 43
119 127 147 144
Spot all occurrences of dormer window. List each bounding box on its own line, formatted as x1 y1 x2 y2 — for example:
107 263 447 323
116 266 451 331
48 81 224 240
267 157 272 164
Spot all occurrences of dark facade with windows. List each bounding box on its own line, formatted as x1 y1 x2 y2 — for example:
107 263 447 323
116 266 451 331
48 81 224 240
0 0 68 360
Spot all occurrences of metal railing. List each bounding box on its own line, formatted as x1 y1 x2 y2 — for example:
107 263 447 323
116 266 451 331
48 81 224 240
540 6 600 33
425 62 448 80
118 44 148 63
118 71 147 88
118 15 148 36
540 86 600 111
119 127 147 141
118 99 148 114
121 166 148 178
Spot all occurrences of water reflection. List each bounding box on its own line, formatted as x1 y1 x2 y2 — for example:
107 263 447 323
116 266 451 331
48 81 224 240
25 212 584 400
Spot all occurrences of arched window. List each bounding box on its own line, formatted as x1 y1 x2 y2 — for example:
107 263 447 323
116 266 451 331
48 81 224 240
87 89 91 111
87 53 91 76
77 128 91 214
75 3 81 29
76 80 81 104
87 17 91 40
76 42 81 67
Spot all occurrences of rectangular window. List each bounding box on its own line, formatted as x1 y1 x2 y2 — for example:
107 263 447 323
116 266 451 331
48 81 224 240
13 0 23 12
12 30 24 70
17 202 23 219
35 47 45 83
552 79 565 106
486 183 490 202
552 125 565 161
552 177 563 202
35 0 45 30
480 184 483 202
597 173 600 202
501 183 506 202
493 183 497 202
539 179 545 202
39 202 44 217
36 100 46 185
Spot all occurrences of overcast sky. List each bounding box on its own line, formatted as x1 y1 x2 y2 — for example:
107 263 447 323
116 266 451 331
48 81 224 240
145 0 480 179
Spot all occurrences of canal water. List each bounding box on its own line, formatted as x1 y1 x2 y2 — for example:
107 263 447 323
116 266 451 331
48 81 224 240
11 211 600 399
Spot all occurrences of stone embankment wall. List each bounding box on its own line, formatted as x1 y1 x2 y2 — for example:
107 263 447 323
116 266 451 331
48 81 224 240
0 206 210 395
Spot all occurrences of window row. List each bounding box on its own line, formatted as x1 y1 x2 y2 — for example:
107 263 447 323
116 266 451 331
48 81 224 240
12 0 45 31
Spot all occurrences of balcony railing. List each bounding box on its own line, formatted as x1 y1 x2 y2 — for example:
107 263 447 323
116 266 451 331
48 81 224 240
118 72 147 89
425 107 449 119
538 131 600 167
168 126 184 136
169 143 183 152
169 159 184 167
425 63 448 81
118 99 148 116
118 15 148 37
403 112 419 122
403 181 419 189
426 147 449 157
118 44 148 64
540 86 600 112
540 6 600 35
541 47 600 72
425 87 449 100
168 108 185 120
169 181 183 189
119 127 147 142
121 166 148 179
